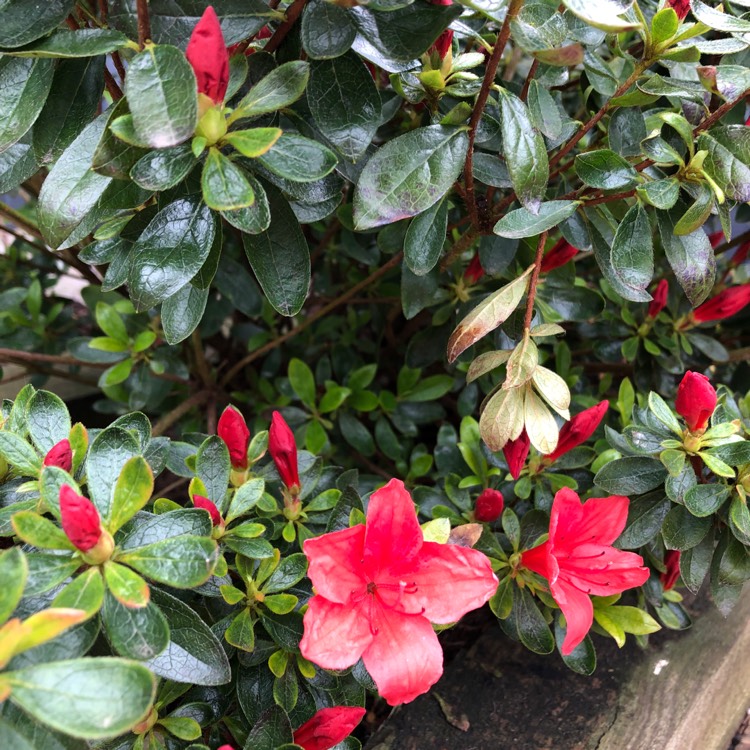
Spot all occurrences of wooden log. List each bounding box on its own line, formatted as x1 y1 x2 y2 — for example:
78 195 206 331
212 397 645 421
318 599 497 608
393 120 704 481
365 591 750 750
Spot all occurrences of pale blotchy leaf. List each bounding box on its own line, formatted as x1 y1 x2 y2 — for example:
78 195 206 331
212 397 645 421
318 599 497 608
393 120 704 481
353 125 468 230
124 45 197 149
608 203 654 302
498 88 549 214
561 0 641 32
493 201 581 239
532 366 571 419
524 387 559 455
691 0 750 33
504 336 538 390
447 265 534 363
466 350 512 383
698 133 750 203
479 386 525 452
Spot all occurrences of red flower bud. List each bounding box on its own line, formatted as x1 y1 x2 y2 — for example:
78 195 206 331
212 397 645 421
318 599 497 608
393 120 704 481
464 252 485 284
293 707 366 750
731 241 750 267
503 430 530 480
193 495 223 526
540 238 579 273
43 439 73 472
692 284 750 323
544 400 609 463
675 371 716 433
186 6 229 103
474 488 504 523
218 405 251 470
269 411 300 491
430 29 453 60
430 0 453 4
667 0 690 21
647 279 669 319
660 550 681 591
60 484 102 552
708 229 725 248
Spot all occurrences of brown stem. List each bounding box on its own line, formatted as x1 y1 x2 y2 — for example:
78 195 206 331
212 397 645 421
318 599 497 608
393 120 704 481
136 0 151 47
520 59 539 101
264 0 307 54
464 0 524 230
439 227 480 271
104 69 123 100
715 226 750 257
111 51 127 83
191 329 213 387
98 0 108 22
523 231 548 331
694 88 750 135
153 391 211 437
220 252 404 388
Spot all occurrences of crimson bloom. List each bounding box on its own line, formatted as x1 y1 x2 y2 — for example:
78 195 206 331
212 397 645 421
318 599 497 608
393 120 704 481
543 400 609 464
667 0 690 21
675 371 716 433
540 238 578 273
464 252 485 284
293 706 366 750
731 240 750 267
300 479 497 705
60 484 102 552
186 6 229 104
646 279 668 319
521 488 649 655
193 495 223 527
660 550 681 591
430 29 453 60
474 488 504 523
218 405 250 470
692 285 750 323
503 430 530 480
269 411 300 491
43 438 73 472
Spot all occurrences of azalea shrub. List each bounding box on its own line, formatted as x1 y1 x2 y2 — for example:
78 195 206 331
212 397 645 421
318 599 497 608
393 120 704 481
1 0 750 747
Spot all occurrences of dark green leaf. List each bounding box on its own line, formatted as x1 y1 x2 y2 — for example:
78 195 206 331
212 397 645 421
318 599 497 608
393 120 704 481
698 133 750 203
615 493 671 549
197 435 231 508
607 203 653 302
684 483 730 518
26 390 70 454
594 456 667 495
202 148 255 210
118 509 212 549
235 61 310 118
575 149 638 191
161 283 210 345
500 585 554 654
242 705 294 750
0 0 75 48
404 198 447 276
493 200 580 239
1 29 132 58
680 530 714 593
662 505 712 550
301 0 357 60
101 590 170 660
130 143 197 191
221 172 271 234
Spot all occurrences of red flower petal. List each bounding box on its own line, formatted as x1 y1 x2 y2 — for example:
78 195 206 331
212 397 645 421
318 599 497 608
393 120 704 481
293 706 366 750
269 411 300 489
550 575 595 655
300 596 374 670
550 490 630 549
362 603 443 706
193 494 223 526
217 405 250 469
43 438 73 472
303 525 367 605
675 371 716 432
185 5 229 103
59 484 101 552
544 401 608 463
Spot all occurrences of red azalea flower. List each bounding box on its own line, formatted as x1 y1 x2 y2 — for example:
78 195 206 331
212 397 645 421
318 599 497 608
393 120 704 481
660 550 681 591
503 430 530 480
474 488 504 523
646 279 668 319
186 6 229 104
731 241 750 267
269 411 300 491
193 494 223 527
43 438 73 472
60 484 102 552
675 371 716 433
540 238 579 273
299 479 498 705
692 285 750 323
667 0 690 21
217 746 234 750
430 0 453 4
543 401 609 463
521 487 649 655
464 252 485 284
708 229 725 248
430 29 453 60
217 405 250 470
293 706 366 750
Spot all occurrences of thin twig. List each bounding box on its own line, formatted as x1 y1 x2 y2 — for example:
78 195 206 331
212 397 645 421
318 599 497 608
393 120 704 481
264 0 307 54
220 252 404 388
136 0 151 47
191 329 213 387
153 391 211 437
520 59 539 101
440 227 480 271
104 69 123 100
523 231 548 331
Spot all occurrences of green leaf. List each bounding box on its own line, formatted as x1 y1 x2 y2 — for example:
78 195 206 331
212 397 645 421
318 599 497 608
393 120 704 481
607 203 654 302
52 567 105 619
615 494 670 549
0 548 27 624
657 209 715 307
26 390 71 454
224 127 282 158
500 585 554 654
308 53 381 161
117 536 218 588
498 88 549 213
96 302 128 342
301 0 357 59
651 8 679 44
404 198 447 276
37 112 112 248
289 359 317 409
0 57 53 153
225 607 256 651
104 560 150 609
124 44 197 148
729 496 750 546
202 148 255 210
235 61 310 118
680 530 714 593
697 133 750 203
196 435 231 508
0 432 41 476
555 624 596 675
130 143 197 191
493 200 580 239
101 589 169 660
243 184 310 316
0 29 132 58
11 511 74 551
243 705 294 750
684 483 730 517
226 478 265 522
118 509 212 549
256 133 337 182
87 427 139 524
662 505 712 550
0 0 75 48
129 196 216 311
110 456 154 534
561 0 641 32
144 588 231 686
637 177 680 210
691 0 750 32
161 283 210 345
221 172 271 235
575 149 638 191
159 716 202 741
5 658 156 739
594 457 667 495
0 137 37 195
353 125 468 230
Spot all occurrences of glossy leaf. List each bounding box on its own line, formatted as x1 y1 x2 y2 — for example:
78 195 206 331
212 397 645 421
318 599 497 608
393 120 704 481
493 201 580 239
235 61 310 118
202 148 256 210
